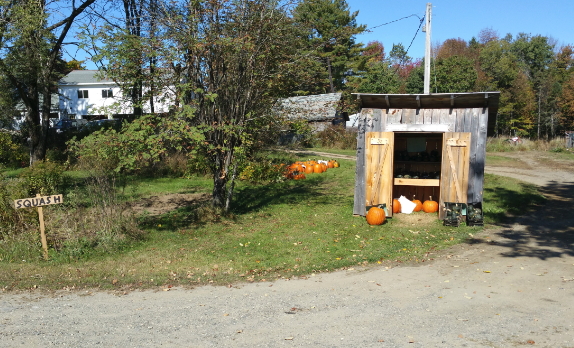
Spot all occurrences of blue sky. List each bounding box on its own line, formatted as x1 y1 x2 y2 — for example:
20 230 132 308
348 0 574 60
78 0 574 69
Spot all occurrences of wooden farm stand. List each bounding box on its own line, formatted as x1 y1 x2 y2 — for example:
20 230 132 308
353 92 500 221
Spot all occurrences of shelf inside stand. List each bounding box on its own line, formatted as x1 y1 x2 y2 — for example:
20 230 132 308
394 178 440 187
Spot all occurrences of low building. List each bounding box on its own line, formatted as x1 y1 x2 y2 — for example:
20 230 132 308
58 70 174 121
278 93 348 132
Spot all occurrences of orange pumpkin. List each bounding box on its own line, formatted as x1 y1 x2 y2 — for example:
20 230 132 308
288 163 302 173
313 163 323 173
327 160 335 169
304 165 314 174
412 196 423 212
294 173 306 180
392 199 401 214
320 163 328 172
366 207 386 225
422 196 439 213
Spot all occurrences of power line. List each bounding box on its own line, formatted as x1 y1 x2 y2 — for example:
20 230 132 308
365 14 422 33
404 14 425 57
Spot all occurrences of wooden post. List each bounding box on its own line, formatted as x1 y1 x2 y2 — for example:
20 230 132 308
36 194 49 260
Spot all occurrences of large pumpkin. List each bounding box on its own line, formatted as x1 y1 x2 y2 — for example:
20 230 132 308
412 196 423 212
422 196 439 213
313 163 324 174
392 198 401 214
366 207 386 225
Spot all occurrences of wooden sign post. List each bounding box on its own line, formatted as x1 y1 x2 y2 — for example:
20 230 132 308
14 194 63 260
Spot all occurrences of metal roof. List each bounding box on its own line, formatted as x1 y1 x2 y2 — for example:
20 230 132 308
353 92 500 115
278 93 342 121
59 70 114 85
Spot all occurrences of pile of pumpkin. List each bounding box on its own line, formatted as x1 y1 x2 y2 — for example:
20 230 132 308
285 159 340 180
366 196 438 225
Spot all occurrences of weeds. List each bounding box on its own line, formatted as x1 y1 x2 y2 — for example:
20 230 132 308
487 136 568 152
0 173 144 263
314 125 357 149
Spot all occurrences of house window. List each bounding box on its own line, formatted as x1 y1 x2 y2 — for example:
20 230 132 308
102 89 113 98
77 90 88 98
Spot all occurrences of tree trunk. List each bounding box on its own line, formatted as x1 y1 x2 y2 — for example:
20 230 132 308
212 173 227 209
225 162 238 212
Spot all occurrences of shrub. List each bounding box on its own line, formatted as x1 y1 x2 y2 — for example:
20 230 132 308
67 129 122 174
17 161 68 196
314 125 357 149
0 173 37 237
0 131 27 168
239 161 287 184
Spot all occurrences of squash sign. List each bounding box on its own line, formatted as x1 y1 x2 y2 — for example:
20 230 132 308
14 194 63 260
14 194 63 209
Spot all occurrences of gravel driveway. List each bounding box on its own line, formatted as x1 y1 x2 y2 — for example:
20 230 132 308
1 152 573 347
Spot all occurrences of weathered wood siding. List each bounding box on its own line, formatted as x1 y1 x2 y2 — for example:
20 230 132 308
353 107 490 217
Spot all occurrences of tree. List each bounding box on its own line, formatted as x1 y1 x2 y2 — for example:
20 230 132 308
556 46 574 132
157 0 304 211
346 40 400 94
362 41 385 63
435 38 468 59
83 0 166 117
431 55 477 93
405 64 424 94
0 0 97 164
292 0 365 94
348 60 400 94
558 74 574 131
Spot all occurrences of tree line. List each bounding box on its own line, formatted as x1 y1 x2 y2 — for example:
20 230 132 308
1 0 573 210
351 30 574 139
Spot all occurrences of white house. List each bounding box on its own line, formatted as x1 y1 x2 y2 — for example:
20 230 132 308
58 70 174 121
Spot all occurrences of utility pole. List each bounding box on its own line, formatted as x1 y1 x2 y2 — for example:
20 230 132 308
423 3 432 94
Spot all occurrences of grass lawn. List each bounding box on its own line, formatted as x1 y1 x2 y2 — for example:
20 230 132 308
0 155 546 292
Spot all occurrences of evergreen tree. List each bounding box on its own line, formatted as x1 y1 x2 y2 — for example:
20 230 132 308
292 0 365 94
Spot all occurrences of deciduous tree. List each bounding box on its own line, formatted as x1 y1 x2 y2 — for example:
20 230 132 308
0 0 97 164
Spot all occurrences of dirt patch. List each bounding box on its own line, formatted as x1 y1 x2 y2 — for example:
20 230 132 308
129 193 210 215
487 151 574 173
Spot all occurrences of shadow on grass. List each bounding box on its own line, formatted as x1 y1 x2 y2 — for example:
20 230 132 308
232 175 330 215
475 180 574 260
138 176 333 231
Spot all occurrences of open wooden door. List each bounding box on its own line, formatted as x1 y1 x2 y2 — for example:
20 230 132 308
365 132 394 216
439 132 471 219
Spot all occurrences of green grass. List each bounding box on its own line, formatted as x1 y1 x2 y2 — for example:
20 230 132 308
1 167 25 178
485 154 527 168
0 157 548 291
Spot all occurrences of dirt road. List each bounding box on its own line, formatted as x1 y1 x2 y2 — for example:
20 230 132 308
1 152 573 347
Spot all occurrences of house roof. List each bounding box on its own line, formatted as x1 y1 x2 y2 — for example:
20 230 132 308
279 93 342 121
59 70 115 86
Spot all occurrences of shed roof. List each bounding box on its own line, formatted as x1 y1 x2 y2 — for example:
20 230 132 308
353 92 500 115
